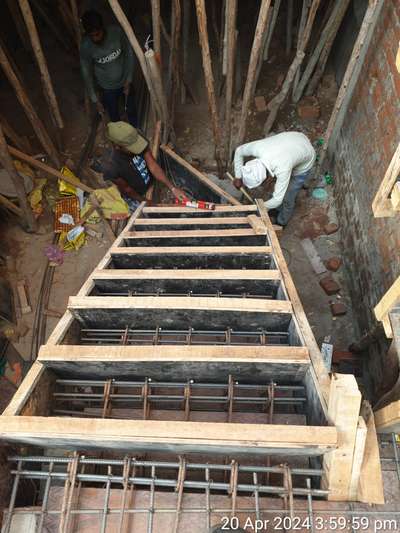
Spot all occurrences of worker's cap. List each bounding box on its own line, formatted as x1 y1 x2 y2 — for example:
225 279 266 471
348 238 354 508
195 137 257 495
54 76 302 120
106 121 148 154
241 159 266 189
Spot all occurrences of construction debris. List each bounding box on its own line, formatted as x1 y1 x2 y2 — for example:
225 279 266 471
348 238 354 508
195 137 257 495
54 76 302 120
326 256 342 271
319 275 341 295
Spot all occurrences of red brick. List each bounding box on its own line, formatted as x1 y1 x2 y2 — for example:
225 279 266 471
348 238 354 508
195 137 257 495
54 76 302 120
326 257 342 272
254 95 267 112
324 222 339 235
297 97 320 120
319 276 341 295
330 302 347 317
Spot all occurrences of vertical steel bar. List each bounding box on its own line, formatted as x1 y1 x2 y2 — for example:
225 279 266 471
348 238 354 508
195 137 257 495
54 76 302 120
173 457 186 533
205 467 211 531
3 459 22 533
62 453 79 533
100 465 112 533
117 457 131 532
229 460 238 518
306 478 314 533
147 465 156 533
253 472 261 522
37 460 54 532
392 433 400 486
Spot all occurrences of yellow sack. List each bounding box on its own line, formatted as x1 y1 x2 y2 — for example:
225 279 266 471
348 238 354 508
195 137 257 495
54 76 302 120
80 199 101 224
28 178 47 217
59 226 86 251
59 166 84 196
93 185 129 220
14 160 35 179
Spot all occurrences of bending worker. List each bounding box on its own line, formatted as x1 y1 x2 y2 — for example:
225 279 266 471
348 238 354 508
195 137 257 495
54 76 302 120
233 132 316 227
80 9 137 125
104 121 186 202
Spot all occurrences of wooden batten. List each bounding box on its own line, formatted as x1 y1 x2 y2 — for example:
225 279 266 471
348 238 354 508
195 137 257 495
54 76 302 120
91 269 281 281
375 399 400 434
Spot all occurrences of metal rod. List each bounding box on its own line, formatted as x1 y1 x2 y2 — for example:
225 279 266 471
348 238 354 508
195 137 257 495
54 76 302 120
392 433 400 485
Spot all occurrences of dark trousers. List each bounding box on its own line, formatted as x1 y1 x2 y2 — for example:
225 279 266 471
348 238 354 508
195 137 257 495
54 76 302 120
101 84 138 127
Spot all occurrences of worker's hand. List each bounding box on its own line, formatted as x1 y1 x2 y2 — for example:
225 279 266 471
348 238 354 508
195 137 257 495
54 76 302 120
96 101 105 116
123 82 131 96
233 178 243 190
171 186 187 202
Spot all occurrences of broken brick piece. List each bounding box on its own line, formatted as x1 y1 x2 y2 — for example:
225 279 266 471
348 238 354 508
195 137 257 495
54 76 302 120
254 95 267 112
324 222 339 235
319 275 341 295
326 257 342 272
330 302 347 316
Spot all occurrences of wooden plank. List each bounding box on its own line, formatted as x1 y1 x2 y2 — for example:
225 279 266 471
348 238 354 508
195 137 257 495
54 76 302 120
110 245 272 255
247 214 268 235
68 295 292 314
358 401 384 504
2 361 45 416
161 145 240 205
91 269 281 281
373 142 400 217
374 275 400 338
348 416 367 500
390 181 400 210
123 228 260 238
134 216 253 225
142 205 257 213
39 344 309 362
16 281 31 314
256 200 331 402
322 373 361 501
0 416 337 454
45 309 75 346
375 399 400 433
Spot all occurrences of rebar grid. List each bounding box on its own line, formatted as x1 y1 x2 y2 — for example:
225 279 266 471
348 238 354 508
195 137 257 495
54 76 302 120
51 378 305 421
93 290 276 299
80 327 290 346
3 455 327 533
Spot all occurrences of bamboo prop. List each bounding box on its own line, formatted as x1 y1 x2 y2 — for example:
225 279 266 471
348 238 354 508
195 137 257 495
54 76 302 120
145 49 170 143
292 0 311 95
293 0 351 102
194 0 224 177
236 0 272 147
286 0 294 56
0 41 60 167
263 0 321 134
169 0 182 125
223 0 237 165
263 0 281 62
0 124 36 231
151 0 161 57
108 0 163 120
18 0 64 130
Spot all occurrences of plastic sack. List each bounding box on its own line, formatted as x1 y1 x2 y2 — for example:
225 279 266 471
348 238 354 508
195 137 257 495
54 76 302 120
92 185 129 220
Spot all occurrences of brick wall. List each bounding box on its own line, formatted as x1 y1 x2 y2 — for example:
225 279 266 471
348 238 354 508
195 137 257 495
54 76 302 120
330 1 400 399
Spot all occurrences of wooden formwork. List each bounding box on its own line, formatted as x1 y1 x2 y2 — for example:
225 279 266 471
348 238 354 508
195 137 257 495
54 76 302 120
0 201 383 502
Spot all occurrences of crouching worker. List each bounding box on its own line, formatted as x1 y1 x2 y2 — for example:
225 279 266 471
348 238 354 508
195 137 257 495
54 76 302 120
104 121 186 202
233 132 316 227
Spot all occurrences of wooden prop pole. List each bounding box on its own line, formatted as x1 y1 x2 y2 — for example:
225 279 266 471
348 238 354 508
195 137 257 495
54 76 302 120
169 0 182 125
224 0 237 165
317 0 383 173
264 0 320 134
286 0 294 56
262 0 281 62
194 0 224 176
145 49 169 142
6 0 31 52
0 114 33 154
181 0 191 103
292 0 310 95
18 0 64 130
151 0 161 56
0 124 36 231
236 0 272 147
108 0 163 120
293 0 351 102
0 41 60 167
69 0 81 47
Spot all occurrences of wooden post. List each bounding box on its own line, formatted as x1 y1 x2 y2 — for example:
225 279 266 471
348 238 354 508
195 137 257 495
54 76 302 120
151 0 161 57
107 0 163 120
69 0 81 48
264 0 320 134
292 0 310 95
0 124 36 232
224 0 237 165
236 0 272 147
286 0 294 56
6 0 31 52
293 0 351 103
169 0 181 125
322 373 361 500
145 49 169 142
194 0 224 176
262 0 281 62
181 0 191 104
31 0 72 52
317 0 384 173
0 41 60 167
18 0 64 131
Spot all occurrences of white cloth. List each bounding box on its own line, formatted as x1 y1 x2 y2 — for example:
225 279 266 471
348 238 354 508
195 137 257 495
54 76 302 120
234 132 316 209
241 159 266 189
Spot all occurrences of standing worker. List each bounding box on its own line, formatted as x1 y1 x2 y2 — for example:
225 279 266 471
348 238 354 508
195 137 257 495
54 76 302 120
233 132 316 227
80 9 138 126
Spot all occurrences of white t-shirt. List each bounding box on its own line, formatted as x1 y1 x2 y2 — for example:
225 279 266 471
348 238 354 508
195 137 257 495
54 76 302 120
233 132 316 209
